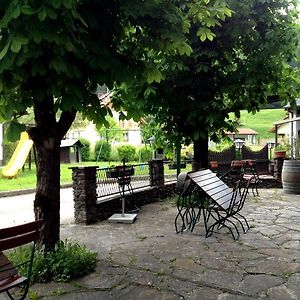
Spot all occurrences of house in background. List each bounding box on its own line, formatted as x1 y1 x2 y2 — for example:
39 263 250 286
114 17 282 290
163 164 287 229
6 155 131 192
66 118 143 147
226 128 258 144
67 123 101 146
271 99 300 145
67 85 143 146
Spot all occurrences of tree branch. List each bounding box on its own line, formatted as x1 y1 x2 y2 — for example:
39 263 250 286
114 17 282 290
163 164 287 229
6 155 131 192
57 110 77 140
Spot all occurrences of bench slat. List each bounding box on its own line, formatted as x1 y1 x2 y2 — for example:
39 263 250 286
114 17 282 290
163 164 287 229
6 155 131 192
0 275 26 293
0 231 38 252
0 253 18 282
0 220 42 240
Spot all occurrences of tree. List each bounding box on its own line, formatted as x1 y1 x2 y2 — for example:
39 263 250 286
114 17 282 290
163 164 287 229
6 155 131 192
0 0 229 250
121 0 299 170
97 116 124 144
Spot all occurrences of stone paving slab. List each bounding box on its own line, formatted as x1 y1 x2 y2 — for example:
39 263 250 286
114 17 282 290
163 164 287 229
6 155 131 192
1 188 300 300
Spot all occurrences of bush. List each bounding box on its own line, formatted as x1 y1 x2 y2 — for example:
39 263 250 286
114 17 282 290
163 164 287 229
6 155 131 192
139 146 152 162
79 138 91 162
117 144 136 162
110 146 119 161
8 240 97 283
3 141 18 164
94 141 111 161
209 140 234 152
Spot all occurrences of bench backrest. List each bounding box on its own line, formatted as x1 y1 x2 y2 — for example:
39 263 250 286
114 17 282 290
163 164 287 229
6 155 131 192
187 169 241 211
0 220 42 252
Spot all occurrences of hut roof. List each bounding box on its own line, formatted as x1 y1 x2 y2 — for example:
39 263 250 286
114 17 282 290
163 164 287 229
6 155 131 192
60 139 84 148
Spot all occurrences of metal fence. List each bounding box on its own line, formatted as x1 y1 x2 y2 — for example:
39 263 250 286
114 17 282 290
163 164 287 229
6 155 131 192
163 160 192 183
96 163 151 200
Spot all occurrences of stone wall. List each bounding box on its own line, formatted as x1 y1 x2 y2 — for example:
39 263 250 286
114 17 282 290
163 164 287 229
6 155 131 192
96 184 176 221
71 159 172 224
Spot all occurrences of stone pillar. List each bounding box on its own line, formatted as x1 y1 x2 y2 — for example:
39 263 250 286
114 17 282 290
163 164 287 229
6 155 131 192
149 159 164 186
274 158 284 181
71 166 97 225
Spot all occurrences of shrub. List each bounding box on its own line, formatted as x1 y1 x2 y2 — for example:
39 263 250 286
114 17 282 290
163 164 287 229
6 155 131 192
3 141 18 164
110 145 119 161
209 140 234 152
94 141 111 161
79 138 91 162
117 144 136 162
139 146 152 162
8 240 97 283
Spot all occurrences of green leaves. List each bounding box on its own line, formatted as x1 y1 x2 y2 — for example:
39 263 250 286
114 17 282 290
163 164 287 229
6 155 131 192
5 121 26 142
0 42 11 60
62 0 73 9
21 5 35 16
38 7 47 21
197 27 216 41
11 36 28 53
37 5 59 21
51 0 62 9
146 69 163 84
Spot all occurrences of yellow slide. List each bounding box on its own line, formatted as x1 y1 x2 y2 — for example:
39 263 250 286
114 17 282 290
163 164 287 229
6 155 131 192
2 132 33 178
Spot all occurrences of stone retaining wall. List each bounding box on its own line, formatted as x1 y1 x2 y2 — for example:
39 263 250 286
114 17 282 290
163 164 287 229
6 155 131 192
71 160 170 224
96 184 176 221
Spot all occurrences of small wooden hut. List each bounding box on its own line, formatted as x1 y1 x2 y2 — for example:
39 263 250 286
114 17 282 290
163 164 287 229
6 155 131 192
60 139 83 163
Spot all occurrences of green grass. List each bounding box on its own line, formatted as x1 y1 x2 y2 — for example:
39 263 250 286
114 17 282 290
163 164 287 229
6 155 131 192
230 108 286 140
0 162 111 192
0 160 185 192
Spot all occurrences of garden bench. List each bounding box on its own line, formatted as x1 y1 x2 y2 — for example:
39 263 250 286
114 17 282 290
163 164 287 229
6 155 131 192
175 169 250 239
0 220 42 300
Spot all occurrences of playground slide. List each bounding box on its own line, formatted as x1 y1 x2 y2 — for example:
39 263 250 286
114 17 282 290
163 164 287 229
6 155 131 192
2 132 33 178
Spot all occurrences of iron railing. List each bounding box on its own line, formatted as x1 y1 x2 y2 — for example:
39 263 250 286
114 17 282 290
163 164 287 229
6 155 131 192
96 163 151 200
163 160 193 183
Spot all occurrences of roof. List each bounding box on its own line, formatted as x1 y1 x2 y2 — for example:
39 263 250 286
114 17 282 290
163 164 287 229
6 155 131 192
226 128 258 135
269 116 300 133
60 139 84 148
284 98 300 110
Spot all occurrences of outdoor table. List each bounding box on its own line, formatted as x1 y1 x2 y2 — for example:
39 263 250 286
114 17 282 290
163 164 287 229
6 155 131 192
175 169 250 239
175 172 209 234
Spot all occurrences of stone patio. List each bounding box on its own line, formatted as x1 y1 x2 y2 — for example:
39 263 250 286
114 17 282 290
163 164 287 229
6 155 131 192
2 188 300 299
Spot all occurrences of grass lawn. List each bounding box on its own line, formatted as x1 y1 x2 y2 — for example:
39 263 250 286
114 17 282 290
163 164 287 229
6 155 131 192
230 108 286 140
0 161 187 192
0 162 109 192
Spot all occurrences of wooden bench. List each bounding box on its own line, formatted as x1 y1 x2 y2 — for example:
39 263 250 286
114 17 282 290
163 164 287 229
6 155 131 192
0 220 42 300
175 169 250 239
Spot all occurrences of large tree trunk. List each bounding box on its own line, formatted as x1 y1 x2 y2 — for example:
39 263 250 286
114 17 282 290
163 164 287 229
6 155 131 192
34 137 61 251
29 96 76 251
192 134 209 171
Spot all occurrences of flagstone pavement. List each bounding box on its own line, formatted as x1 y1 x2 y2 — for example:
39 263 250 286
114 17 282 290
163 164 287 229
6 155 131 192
3 189 300 299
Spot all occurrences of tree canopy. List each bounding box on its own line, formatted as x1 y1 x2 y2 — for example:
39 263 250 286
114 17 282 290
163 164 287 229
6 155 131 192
120 0 299 168
0 0 230 249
